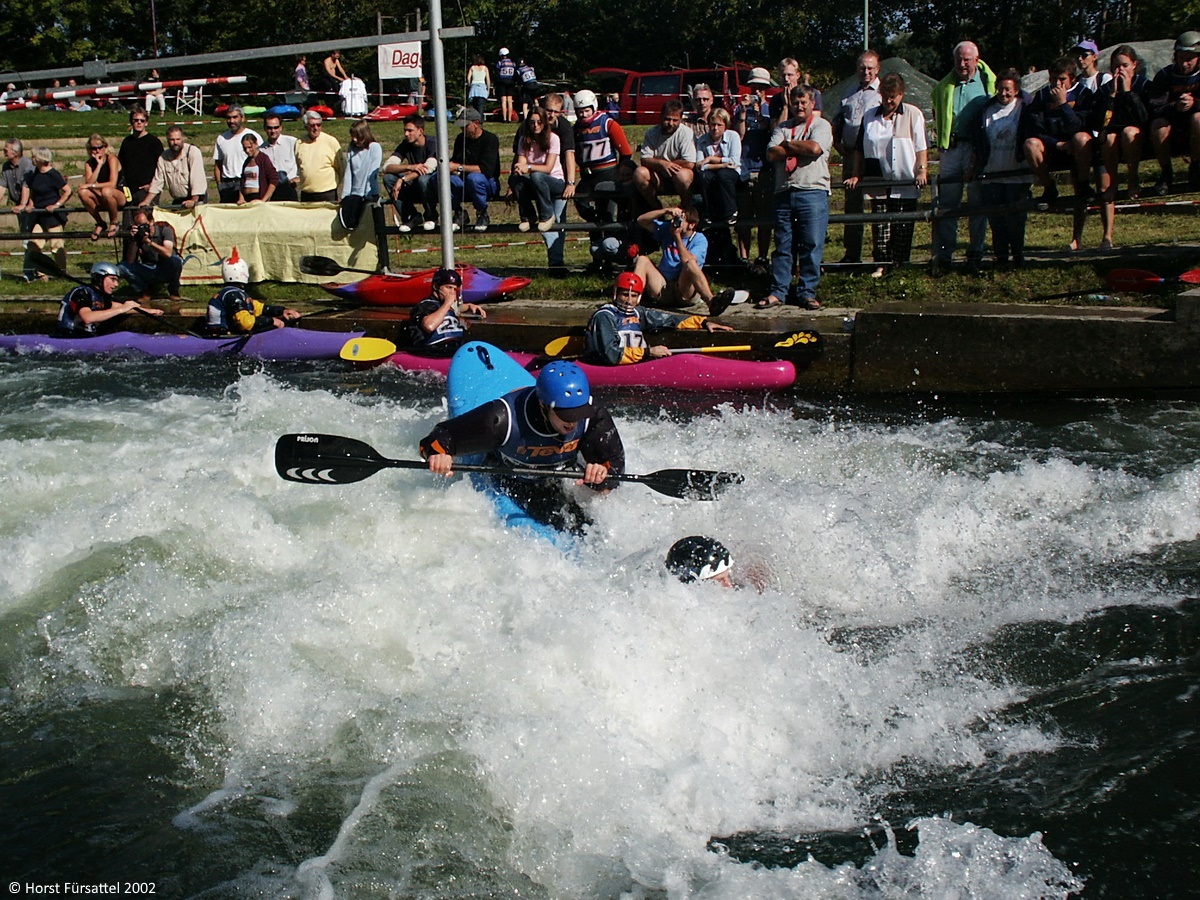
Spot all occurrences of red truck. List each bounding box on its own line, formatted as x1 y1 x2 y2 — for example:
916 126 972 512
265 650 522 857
585 62 777 124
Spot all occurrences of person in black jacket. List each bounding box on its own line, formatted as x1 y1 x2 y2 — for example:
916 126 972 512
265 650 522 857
1021 56 1094 203
1091 46 1151 249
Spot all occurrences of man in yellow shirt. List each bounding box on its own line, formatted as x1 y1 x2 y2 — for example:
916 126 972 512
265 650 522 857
295 110 343 202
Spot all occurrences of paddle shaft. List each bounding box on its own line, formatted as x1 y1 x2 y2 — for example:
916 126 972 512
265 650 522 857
275 433 741 500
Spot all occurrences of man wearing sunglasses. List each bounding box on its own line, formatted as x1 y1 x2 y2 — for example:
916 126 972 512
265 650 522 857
117 106 163 209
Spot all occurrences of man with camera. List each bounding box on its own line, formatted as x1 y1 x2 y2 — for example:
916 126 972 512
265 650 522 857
119 207 184 302
629 205 746 313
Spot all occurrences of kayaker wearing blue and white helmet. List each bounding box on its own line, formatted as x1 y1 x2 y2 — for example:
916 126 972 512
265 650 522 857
419 361 625 532
57 261 163 335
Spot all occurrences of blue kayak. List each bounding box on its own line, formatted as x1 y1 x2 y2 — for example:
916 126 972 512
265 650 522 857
0 328 363 360
446 341 574 550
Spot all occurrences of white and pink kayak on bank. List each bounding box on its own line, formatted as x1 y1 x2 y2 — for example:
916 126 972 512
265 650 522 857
383 348 799 392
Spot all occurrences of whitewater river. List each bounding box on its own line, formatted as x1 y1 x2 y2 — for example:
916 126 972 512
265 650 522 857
2 353 1197 898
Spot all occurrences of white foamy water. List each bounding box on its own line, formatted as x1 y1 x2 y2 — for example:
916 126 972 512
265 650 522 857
6 360 1197 897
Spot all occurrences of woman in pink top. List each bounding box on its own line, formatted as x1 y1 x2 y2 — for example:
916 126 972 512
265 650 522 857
509 107 564 231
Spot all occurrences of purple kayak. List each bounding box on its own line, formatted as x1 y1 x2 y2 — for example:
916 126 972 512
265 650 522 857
384 349 797 392
0 328 364 360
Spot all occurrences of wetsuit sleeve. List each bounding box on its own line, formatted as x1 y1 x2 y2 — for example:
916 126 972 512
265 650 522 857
641 307 706 331
234 299 277 333
608 121 634 161
419 399 511 459
579 409 625 490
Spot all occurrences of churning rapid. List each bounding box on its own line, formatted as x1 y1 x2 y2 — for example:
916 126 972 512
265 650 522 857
2 355 1197 898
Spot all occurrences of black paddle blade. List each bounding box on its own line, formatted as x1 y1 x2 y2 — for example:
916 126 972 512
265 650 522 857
640 468 744 500
275 433 388 484
298 255 344 277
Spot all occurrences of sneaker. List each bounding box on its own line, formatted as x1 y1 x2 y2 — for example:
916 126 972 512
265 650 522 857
473 212 490 232
398 221 413 234
518 220 532 232
536 217 556 232
453 209 469 232
730 289 750 305
422 219 436 232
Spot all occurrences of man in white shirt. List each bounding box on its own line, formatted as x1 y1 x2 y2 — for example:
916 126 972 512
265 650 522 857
259 114 300 201
212 106 261 203
832 51 881 263
633 99 698 212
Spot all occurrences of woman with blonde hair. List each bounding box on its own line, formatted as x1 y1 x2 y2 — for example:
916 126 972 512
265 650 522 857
78 134 126 240
14 146 71 279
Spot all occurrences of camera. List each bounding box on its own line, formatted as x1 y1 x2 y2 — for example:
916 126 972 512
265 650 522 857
661 211 681 227
134 223 150 242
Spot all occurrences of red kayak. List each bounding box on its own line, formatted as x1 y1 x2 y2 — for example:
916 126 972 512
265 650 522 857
383 349 797 392
322 266 531 307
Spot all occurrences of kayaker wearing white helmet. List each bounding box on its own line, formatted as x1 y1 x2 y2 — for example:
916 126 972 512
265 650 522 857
204 247 299 335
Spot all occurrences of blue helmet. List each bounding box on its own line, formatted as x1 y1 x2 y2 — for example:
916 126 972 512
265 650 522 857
432 267 462 288
536 361 594 422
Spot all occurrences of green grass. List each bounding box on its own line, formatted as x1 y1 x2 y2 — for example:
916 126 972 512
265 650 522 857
3 108 1197 308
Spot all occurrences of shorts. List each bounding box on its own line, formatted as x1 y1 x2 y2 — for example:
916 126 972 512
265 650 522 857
497 83 515 99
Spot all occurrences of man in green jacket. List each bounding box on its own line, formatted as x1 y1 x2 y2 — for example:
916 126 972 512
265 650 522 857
930 41 996 273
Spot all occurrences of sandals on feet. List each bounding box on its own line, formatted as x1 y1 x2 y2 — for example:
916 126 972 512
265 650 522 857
754 296 783 310
105 224 119 238
90 225 104 242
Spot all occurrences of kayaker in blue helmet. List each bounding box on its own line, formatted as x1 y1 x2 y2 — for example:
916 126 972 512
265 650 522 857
408 266 487 354
419 361 625 533
57 261 163 335
584 270 734 365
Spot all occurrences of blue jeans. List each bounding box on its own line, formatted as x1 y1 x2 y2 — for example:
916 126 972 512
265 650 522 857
120 256 183 296
770 188 829 303
382 171 434 223
543 198 567 267
933 143 987 263
510 171 565 222
425 172 499 213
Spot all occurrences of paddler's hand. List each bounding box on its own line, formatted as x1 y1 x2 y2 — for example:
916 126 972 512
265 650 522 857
704 320 734 333
577 462 609 487
427 453 454 476
649 344 671 358
125 301 162 316
281 309 301 322
460 302 486 318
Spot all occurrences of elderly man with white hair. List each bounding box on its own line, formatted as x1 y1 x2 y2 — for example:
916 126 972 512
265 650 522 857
295 110 343 202
930 40 996 273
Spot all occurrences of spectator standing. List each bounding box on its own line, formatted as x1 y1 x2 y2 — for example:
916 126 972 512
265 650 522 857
118 106 164 210
338 120 381 229
259 115 300 202
687 84 717 138
634 99 697 212
147 125 208 209
15 147 70 279
323 51 348 95
467 55 491 120
572 88 633 226
1073 40 1112 94
382 114 438 230
976 69 1034 268
212 106 260 204
516 58 539 120
78 135 125 240
1146 31 1200 194
496 48 517 123
540 93 577 274
930 40 995 273
695 108 742 225
145 69 166 117
2 138 34 279
843 72 927 276
237 133 278 204
295 56 310 93
1092 46 1150 247
733 67 774 267
831 51 881 264
295 110 343 202
755 85 832 311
